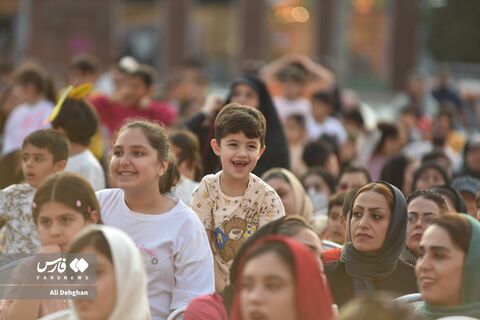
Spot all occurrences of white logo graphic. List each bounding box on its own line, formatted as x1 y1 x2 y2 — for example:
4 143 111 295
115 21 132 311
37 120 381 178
37 257 89 273
69 258 89 273
37 258 67 273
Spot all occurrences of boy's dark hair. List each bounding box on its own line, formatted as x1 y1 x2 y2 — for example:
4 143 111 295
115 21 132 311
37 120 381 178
14 64 46 93
22 129 69 162
214 103 267 147
130 64 155 88
311 91 333 106
302 140 335 168
51 98 99 146
69 54 101 75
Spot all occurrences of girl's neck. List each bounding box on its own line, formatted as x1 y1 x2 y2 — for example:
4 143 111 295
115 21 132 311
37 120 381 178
124 187 175 214
219 172 249 197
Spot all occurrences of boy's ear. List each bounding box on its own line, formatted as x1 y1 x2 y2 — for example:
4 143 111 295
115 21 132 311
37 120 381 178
54 160 67 172
259 145 266 158
210 139 221 156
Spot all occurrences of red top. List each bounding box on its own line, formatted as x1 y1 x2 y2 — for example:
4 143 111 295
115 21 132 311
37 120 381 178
184 293 228 320
89 94 177 137
322 247 342 264
231 235 334 320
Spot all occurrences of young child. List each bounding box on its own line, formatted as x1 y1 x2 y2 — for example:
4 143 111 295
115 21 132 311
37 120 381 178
0 172 101 319
0 129 69 254
1 64 54 155
89 64 177 141
50 84 105 190
284 113 308 177
307 91 347 144
190 103 285 291
170 129 203 204
96 119 214 320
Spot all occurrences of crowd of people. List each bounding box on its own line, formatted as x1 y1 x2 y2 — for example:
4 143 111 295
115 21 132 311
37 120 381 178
0 52 479 320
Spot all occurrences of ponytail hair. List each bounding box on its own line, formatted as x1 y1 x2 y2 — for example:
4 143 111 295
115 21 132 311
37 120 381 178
160 156 179 194
115 119 179 194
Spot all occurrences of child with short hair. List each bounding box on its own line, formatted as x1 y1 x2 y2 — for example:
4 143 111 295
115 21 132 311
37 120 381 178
1 64 54 155
0 129 69 254
50 84 106 190
190 103 285 291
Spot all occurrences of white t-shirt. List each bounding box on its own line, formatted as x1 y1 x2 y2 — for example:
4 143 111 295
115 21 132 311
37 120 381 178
65 150 105 191
1 99 53 155
306 116 348 144
96 189 214 320
173 175 199 206
273 96 311 121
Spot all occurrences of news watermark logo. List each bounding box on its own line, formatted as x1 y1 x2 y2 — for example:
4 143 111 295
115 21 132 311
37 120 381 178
0 254 97 299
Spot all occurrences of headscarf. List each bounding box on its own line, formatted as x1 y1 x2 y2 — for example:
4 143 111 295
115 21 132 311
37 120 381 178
418 215 480 319
431 185 467 213
341 182 407 282
225 76 290 176
231 235 334 320
262 168 314 221
40 225 151 320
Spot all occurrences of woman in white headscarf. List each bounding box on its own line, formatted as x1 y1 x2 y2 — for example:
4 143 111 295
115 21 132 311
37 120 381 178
40 225 151 320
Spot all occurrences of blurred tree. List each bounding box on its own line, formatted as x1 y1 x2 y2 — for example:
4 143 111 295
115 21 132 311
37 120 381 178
427 0 480 63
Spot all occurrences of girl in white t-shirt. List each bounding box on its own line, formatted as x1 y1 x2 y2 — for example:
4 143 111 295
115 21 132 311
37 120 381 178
96 120 214 320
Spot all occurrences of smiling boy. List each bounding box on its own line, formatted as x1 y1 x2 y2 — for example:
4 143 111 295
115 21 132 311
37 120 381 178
0 129 68 253
190 103 285 290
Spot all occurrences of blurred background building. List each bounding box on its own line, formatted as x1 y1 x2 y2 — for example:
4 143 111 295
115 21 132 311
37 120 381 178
0 0 479 96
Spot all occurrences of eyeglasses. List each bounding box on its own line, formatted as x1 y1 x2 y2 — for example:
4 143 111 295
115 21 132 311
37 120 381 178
407 213 435 225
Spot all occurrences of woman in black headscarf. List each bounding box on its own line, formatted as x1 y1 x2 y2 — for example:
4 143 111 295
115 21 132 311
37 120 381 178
324 181 417 307
185 75 290 176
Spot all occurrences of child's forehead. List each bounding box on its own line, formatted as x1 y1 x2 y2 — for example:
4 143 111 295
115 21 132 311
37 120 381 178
22 143 53 156
220 132 261 143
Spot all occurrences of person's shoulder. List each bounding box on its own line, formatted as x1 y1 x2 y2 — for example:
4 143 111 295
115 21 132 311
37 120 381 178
324 259 344 273
395 259 416 273
1 183 34 196
96 188 123 202
249 173 277 194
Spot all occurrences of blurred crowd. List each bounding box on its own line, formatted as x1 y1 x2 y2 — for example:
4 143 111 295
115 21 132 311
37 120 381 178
0 52 480 320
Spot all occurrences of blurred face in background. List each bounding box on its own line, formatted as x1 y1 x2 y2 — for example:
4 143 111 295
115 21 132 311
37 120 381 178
265 177 296 217
230 84 259 109
414 168 446 191
327 205 346 244
122 76 151 106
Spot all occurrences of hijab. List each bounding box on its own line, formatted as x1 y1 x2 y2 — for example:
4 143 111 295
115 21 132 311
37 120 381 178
262 168 314 221
231 235 334 320
225 76 290 176
419 215 480 319
40 225 151 320
341 182 407 281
